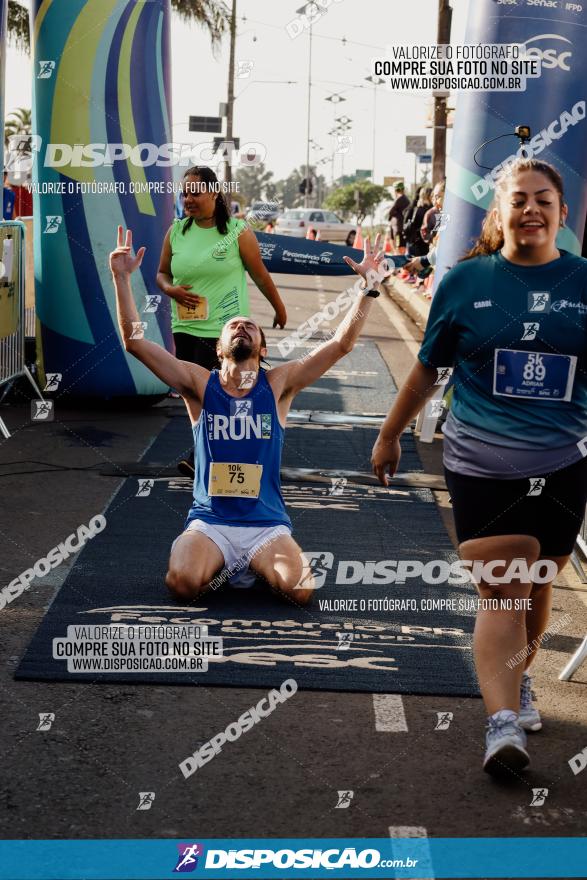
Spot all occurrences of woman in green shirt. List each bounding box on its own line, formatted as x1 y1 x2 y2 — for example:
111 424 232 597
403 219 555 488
157 165 287 474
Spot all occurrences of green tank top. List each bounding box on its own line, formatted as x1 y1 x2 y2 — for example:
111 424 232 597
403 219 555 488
169 216 250 338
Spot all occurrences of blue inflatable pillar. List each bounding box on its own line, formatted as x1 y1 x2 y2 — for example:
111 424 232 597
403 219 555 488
31 0 174 396
436 4 587 281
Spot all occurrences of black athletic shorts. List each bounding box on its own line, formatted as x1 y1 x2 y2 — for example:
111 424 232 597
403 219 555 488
444 457 587 557
173 332 220 371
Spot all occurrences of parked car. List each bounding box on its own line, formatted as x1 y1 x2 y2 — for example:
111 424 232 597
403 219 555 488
245 200 281 223
275 209 356 245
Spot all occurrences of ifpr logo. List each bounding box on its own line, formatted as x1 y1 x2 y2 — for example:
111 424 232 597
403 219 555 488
174 843 204 873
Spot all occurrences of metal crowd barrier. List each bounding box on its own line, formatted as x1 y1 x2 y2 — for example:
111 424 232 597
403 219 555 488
0 220 44 439
561 508 587 680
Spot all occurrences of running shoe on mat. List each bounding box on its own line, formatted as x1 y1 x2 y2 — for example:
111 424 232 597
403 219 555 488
519 671 542 732
483 711 530 776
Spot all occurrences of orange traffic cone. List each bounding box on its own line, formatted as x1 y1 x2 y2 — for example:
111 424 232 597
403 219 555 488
354 226 363 249
384 233 393 254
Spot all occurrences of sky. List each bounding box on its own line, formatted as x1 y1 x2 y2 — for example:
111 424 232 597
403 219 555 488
5 0 469 186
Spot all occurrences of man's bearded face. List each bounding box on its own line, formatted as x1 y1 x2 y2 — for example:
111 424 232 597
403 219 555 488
219 318 262 362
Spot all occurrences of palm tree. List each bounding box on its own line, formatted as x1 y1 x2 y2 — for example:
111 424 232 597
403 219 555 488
7 0 230 54
170 0 230 46
4 107 31 147
7 0 28 52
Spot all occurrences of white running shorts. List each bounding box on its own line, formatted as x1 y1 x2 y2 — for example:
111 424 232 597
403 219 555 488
172 520 291 588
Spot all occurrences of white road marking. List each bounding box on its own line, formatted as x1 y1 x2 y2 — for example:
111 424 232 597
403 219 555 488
325 369 378 378
376 291 421 357
373 694 408 732
389 825 428 837
389 827 434 879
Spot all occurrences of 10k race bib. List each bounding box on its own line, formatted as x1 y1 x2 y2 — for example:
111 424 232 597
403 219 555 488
208 462 263 498
493 349 577 402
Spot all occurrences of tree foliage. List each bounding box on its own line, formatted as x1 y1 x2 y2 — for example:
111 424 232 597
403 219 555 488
6 0 231 55
269 165 328 210
4 107 32 147
234 162 274 207
170 0 230 48
325 181 390 224
7 1 29 53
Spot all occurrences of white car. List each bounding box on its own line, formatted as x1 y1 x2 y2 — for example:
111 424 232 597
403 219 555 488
275 209 356 245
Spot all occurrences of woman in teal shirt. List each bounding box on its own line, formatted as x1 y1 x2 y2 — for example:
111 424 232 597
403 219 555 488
157 165 287 474
371 159 587 777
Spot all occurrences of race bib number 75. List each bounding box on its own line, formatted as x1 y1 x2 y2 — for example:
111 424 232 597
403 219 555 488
493 349 577 402
208 462 263 498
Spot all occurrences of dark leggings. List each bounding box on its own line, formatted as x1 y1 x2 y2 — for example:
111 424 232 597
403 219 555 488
173 333 220 371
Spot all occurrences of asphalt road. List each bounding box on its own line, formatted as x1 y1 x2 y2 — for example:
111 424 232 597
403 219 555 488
1 270 586 876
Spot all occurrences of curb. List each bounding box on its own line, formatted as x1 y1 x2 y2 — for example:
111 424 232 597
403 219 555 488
383 277 431 331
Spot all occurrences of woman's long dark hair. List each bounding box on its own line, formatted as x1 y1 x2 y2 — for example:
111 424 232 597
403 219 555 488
461 159 565 261
181 165 230 236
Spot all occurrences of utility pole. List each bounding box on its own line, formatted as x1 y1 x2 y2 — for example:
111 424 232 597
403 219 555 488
224 0 237 186
432 0 452 185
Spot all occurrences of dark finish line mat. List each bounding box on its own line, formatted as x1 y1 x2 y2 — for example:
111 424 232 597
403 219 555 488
16 341 479 695
271 340 397 414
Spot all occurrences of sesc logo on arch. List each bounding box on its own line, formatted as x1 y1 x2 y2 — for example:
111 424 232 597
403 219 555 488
523 34 572 72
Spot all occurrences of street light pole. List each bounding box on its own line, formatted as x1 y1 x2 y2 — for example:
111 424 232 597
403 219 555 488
372 84 377 181
433 0 452 185
224 0 237 186
304 17 313 208
365 75 384 182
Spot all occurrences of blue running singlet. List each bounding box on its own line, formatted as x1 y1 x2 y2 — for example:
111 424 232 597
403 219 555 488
186 370 292 530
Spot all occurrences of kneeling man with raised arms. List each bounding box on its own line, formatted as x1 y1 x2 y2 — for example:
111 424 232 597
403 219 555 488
110 226 386 605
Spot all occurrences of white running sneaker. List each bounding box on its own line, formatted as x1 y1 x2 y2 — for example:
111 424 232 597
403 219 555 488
483 711 530 776
519 672 542 732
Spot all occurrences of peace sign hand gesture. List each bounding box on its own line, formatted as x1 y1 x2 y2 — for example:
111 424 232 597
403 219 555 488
109 226 146 277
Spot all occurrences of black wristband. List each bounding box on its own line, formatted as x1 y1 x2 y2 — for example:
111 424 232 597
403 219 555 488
365 288 380 298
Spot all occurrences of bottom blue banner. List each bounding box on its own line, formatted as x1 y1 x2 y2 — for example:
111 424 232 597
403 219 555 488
0 837 585 879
